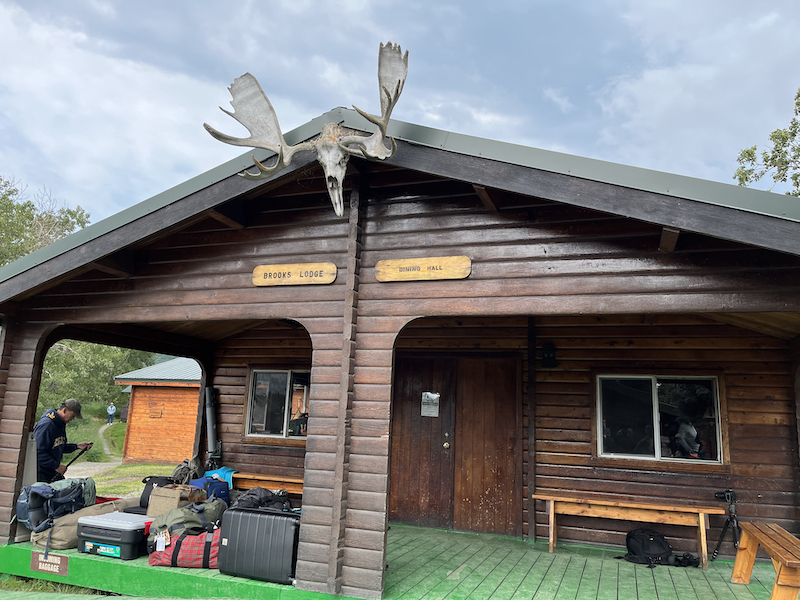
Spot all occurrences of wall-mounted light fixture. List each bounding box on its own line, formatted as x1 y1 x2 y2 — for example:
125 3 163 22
541 342 558 368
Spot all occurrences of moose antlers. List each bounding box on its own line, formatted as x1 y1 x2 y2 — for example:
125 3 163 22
204 42 409 217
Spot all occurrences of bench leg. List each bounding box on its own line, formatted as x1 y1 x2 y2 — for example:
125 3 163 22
731 528 759 585
548 500 556 553
772 563 800 600
697 513 709 569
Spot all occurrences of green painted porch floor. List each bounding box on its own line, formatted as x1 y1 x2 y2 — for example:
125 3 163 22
383 525 776 600
1 525 780 600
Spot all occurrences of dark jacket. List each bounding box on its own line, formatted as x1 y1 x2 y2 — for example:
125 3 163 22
34 408 77 482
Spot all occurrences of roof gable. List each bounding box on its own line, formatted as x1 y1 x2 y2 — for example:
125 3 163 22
1 108 799 306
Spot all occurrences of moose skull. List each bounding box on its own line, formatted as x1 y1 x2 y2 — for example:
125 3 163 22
204 42 408 217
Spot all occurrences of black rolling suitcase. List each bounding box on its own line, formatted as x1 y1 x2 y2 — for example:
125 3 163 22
218 507 300 584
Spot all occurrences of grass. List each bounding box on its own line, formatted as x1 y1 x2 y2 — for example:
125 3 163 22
92 462 176 497
103 421 126 458
63 416 112 463
0 574 110 594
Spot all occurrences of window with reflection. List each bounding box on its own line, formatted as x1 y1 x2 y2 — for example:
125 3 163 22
247 370 309 438
597 375 721 462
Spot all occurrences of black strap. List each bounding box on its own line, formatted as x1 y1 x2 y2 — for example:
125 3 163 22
44 527 54 560
171 532 189 567
202 531 213 568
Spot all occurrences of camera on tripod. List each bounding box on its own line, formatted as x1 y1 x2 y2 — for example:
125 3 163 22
711 489 740 561
714 489 736 504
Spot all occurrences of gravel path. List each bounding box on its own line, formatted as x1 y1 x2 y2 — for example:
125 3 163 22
62 422 121 478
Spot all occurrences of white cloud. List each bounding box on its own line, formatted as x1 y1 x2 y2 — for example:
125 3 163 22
593 0 800 185
543 87 574 114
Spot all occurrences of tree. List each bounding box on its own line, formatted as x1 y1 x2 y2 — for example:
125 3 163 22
734 88 800 197
0 176 91 267
38 340 158 415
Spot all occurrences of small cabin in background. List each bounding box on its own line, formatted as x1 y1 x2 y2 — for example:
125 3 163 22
114 357 202 464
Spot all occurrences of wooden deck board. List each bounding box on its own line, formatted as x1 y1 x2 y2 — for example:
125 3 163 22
383 525 778 600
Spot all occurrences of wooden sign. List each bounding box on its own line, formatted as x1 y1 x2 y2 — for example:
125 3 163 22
31 551 69 576
252 262 337 286
375 256 471 282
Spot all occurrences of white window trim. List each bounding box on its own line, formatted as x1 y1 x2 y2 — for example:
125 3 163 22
245 369 309 439
596 374 722 464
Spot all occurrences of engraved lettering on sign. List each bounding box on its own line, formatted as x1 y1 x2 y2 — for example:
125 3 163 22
31 551 69 576
253 262 337 286
375 256 471 282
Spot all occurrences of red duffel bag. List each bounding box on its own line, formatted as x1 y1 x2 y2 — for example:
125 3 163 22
148 527 220 568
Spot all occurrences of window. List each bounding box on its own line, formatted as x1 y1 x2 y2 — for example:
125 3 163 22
246 370 309 438
597 375 721 462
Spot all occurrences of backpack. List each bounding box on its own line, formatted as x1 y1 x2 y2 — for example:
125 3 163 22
229 487 292 512
623 528 672 568
147 497 227 554
16 478 97 533
171 459 202 485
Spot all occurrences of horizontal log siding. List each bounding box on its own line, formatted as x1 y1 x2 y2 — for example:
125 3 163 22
21 205 350 325
0 321 51 544
211 322 312 478
123 385 200 463
532 314 798 558
358 198 800 317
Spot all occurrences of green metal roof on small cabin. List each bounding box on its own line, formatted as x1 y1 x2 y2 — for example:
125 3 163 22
1 106 799 286
115 356 202 384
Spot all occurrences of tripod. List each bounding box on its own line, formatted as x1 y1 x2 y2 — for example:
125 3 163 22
710 490 740 561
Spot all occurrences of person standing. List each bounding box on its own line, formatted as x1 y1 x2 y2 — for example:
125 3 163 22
34 399 93 483
107 401 116 424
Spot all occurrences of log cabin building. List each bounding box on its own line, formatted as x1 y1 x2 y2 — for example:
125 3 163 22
0 108 799 599
114 356 202 464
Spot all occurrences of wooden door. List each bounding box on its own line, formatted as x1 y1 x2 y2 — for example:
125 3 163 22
389 354 520 536
454 357 520 536
388 356 456 528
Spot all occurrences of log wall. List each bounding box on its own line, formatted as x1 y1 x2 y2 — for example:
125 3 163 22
532 314 798 557
123 384 201 464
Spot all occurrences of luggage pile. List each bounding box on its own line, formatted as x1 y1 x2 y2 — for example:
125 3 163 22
15 463 301 584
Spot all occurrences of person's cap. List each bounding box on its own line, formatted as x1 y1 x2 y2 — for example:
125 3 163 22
62 399 83 419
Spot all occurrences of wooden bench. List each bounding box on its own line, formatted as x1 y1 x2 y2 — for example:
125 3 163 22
231 473 304 495
731 522 800 600
532 493 726 569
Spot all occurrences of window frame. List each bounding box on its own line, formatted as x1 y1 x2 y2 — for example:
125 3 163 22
591 369 730 473
242 367 310 447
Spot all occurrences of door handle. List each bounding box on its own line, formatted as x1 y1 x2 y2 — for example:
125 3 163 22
442 442 450 449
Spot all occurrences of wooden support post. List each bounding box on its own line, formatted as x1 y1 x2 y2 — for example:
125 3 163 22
548 499 556 552
327 179 364 595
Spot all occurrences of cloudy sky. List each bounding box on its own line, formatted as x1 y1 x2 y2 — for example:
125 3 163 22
1 0 799 223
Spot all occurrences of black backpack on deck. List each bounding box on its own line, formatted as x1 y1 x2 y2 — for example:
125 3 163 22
623 528 672 568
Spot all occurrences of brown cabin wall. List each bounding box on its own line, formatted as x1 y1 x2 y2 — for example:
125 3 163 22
123 384 201 464
211 321 313 479
532 314 799 557
0 188 799 596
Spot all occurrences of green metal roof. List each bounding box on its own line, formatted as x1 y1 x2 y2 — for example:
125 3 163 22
115 356 201 384
1 107 798 287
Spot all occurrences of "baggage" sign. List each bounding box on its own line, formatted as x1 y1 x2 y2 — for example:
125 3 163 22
31 551 69 576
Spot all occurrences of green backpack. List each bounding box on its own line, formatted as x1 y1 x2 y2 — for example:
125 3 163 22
146 497 226 554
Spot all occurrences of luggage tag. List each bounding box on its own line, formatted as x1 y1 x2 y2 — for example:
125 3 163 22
156 531 165 552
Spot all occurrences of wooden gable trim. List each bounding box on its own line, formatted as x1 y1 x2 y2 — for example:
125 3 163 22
389 141 800 257
0 153 318 304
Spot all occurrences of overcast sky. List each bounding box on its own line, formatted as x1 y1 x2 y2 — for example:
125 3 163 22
1 0 799 223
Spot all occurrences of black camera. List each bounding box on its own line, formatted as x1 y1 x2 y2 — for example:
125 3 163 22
715 489 736 503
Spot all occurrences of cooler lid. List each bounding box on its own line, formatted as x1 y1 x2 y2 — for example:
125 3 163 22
77 511 152 531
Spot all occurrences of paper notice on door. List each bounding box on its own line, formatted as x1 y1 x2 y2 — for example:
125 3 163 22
421 392 440 417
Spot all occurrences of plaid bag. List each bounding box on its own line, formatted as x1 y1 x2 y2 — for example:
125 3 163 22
148 527 220 568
